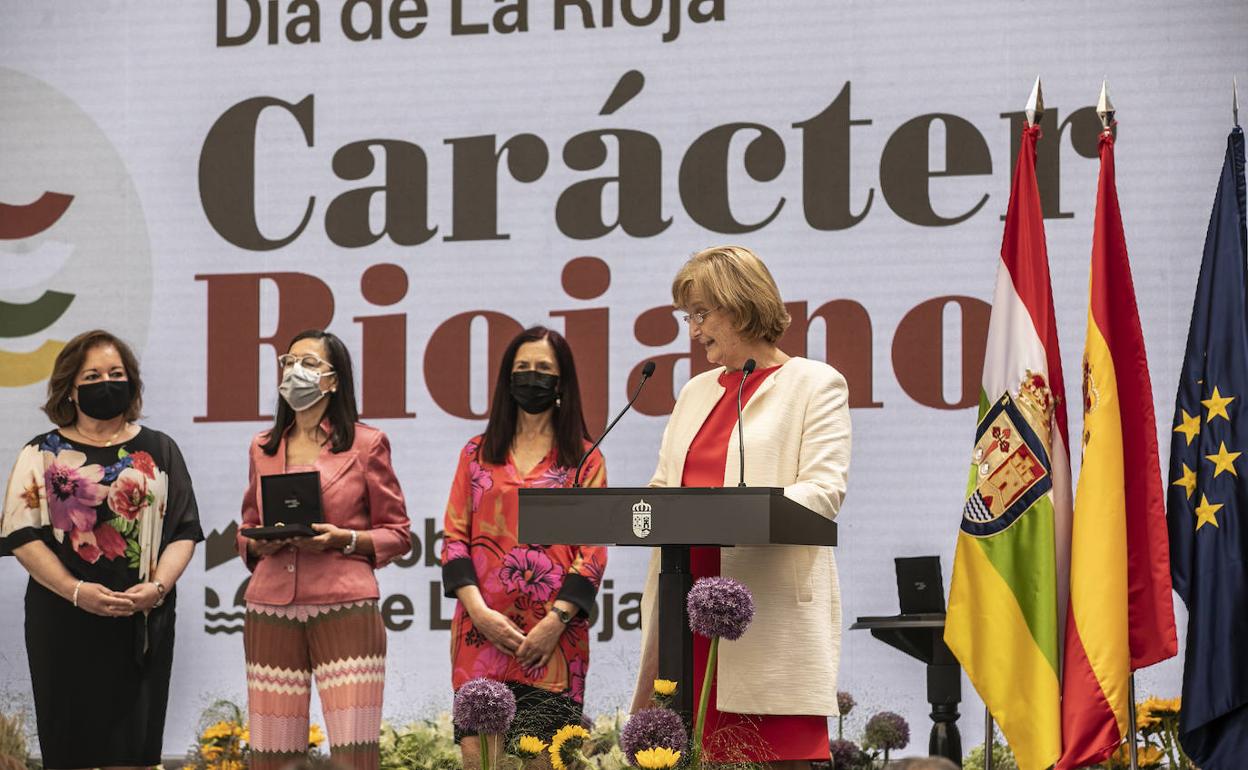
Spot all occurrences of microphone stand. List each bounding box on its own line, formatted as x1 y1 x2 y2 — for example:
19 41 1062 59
736 358 756 487
574 363 655 487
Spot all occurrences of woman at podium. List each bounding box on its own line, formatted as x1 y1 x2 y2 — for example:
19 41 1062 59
440 326 608 767
633 246 852 766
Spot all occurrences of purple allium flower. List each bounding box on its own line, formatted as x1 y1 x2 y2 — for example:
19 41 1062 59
836 691 856 717
453 677 516 735
862 711 910 752
829 738 866 770
619 707 688 763
686 576 755 640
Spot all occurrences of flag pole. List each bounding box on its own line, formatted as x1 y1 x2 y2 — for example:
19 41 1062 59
1128 673 1140 770
1097 79 1137 770
984 707 994 770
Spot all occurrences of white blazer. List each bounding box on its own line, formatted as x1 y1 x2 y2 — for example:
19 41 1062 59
633 356 851 716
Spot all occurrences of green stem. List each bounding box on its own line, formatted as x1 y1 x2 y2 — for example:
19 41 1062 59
691 636 719 770
480 731 492 770
1170 721 1185 769
838 714 844 740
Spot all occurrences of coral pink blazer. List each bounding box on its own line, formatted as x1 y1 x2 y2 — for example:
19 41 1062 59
237 422 411 605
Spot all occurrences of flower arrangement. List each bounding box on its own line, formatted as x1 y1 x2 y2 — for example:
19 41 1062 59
1102 696 1192 770
633 747 682 769
619 704 687 764
836 691 856 741
685 576 755 768
861 711 910 767
186 700 325 770
514 734 549 759
828 737 871 770
378 714 461 770
549 724 592 769
0 710 31 770
452 678 516 770
652 679 678 706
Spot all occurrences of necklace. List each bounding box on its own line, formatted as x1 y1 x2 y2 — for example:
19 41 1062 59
72 422 130 447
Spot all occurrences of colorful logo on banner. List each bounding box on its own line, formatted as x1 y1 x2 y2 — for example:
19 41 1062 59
0 67 152 389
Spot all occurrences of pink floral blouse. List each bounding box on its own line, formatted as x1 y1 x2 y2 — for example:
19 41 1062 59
441 436 606 702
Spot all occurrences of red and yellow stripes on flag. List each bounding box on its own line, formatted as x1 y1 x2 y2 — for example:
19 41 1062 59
1057 129 1178 770
945 123 1072 770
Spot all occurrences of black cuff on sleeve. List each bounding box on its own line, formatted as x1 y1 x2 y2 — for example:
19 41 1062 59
555 573 599 619
0 527 47 557
442 557 478 598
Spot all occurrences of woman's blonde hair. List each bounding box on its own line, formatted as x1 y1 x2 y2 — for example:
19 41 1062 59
671 246 791 343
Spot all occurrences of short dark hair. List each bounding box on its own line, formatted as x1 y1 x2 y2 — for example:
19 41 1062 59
479 326 591 469
260 329 359 455
42 330 144 427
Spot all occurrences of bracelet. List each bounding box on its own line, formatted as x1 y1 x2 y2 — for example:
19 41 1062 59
71 580 84 608
342 529 359 556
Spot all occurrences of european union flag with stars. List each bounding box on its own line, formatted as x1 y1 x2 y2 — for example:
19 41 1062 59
1167 125 1248 770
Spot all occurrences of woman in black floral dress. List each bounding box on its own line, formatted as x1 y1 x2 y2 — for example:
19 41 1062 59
0 330 203 769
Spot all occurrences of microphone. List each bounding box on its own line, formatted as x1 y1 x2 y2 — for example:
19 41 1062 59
736 358 756 487
575 361 656 487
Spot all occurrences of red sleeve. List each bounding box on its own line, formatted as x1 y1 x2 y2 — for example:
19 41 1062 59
440 439 479 596
364 430 412 568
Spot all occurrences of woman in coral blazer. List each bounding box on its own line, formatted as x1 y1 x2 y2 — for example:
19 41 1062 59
632 247 851 768
237 329 411 770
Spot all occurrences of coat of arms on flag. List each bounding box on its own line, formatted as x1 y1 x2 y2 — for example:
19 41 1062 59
964 372 1055 537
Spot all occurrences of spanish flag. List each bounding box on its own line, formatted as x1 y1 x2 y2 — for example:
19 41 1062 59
1057 123 1178 769
945 122 1071 770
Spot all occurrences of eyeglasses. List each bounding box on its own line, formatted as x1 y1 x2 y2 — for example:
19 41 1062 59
278 354 333 372
681 308 719 326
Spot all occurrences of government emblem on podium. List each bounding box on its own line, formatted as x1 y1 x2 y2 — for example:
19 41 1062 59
632 499 653 538
962 373 1055 537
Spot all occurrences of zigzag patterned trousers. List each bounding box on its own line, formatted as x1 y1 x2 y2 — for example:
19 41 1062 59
245 601 386 770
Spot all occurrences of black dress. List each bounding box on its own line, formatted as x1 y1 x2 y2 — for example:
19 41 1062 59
0 428 203 768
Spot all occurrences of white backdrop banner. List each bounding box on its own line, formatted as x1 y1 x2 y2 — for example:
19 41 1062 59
2 0 1246 758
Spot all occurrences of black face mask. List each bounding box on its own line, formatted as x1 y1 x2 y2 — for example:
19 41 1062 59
510 371 559 414
75 380 134 421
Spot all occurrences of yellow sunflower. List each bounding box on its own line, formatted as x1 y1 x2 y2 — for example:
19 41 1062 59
1148 696 1181 717
653 679 678 697
635 747 682 769
549 724 591 770
308 723 325 747
1135 701 1160 731
201 721 236 741
515 734 548 758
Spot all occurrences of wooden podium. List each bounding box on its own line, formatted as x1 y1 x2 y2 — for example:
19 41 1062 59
519 487 838 719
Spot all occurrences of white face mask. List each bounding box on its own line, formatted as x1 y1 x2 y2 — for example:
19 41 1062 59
279 363 329 412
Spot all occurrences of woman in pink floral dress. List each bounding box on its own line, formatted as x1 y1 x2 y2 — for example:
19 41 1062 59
441 326 606 765
0 330 202 769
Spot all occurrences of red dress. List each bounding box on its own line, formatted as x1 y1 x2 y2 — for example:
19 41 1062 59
441 437 607 703
683 366 831 762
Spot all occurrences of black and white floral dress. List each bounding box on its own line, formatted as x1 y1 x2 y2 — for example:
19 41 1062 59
0 427 203 768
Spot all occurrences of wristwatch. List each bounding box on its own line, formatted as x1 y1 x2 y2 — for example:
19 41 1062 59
152 580 167 608
551 606 574 625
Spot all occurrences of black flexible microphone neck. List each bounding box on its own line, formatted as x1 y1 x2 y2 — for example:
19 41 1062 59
575 361 656 487
737 358 756 487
